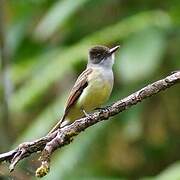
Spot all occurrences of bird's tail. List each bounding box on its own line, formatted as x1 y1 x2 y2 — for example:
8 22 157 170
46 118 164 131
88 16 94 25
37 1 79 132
48 115 66 135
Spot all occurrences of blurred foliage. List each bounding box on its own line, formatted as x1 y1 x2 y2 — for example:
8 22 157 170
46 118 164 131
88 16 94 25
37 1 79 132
0 0 180 179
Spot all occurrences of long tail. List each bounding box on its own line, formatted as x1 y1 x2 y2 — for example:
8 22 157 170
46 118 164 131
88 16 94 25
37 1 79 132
48 115 66 135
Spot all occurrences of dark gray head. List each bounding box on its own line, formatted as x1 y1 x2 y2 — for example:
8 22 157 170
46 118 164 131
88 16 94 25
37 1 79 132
88 45 119 67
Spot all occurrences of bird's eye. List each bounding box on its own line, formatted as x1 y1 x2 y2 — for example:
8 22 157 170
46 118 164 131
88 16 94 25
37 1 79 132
97 53 101 58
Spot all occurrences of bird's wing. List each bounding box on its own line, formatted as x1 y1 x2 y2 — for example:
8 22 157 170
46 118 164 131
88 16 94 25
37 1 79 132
48 68 93 134
64 68 93 116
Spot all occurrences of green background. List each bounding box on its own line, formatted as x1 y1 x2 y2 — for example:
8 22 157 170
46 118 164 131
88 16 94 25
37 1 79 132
0 0 180 179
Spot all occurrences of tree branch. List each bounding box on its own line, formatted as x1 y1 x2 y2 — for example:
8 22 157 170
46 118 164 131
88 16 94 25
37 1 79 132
0 71 179 177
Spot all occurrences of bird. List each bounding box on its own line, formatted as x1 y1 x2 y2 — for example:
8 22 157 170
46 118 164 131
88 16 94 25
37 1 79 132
49 45 120 134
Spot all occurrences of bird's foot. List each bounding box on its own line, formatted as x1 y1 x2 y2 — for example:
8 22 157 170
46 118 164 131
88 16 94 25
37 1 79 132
81 108 91 118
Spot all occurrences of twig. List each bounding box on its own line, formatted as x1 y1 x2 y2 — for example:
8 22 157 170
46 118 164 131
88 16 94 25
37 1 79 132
0 71 179 177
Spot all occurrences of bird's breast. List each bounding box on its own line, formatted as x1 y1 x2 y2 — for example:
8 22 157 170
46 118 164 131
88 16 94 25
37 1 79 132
77 68 113 111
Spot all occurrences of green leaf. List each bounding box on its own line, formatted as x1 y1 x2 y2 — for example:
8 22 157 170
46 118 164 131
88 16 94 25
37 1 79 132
6 19 29 56
117 28 166 83
11 48 61 84
155 162 180 180
34 0 90 41
142 162 180 180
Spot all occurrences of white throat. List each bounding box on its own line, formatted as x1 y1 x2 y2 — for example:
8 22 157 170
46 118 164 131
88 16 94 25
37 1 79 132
87 54 114 69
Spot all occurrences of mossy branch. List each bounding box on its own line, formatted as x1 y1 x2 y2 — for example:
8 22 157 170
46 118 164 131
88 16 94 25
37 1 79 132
0 71 179 177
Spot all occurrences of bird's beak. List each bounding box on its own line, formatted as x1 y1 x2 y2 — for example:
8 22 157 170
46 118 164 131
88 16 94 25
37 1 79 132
109 45 120 54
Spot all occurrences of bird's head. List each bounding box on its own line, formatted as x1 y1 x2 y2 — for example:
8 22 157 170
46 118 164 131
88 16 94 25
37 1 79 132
88 45 120 68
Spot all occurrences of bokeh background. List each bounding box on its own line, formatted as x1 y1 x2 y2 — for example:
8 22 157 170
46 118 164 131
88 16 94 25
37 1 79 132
0 0 180 179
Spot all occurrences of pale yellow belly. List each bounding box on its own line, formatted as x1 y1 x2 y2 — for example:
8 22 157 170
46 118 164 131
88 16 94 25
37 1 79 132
66 77 112 122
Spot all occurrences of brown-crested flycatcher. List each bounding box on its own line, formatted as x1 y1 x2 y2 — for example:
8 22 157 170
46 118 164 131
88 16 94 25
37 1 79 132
49 45 120 134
